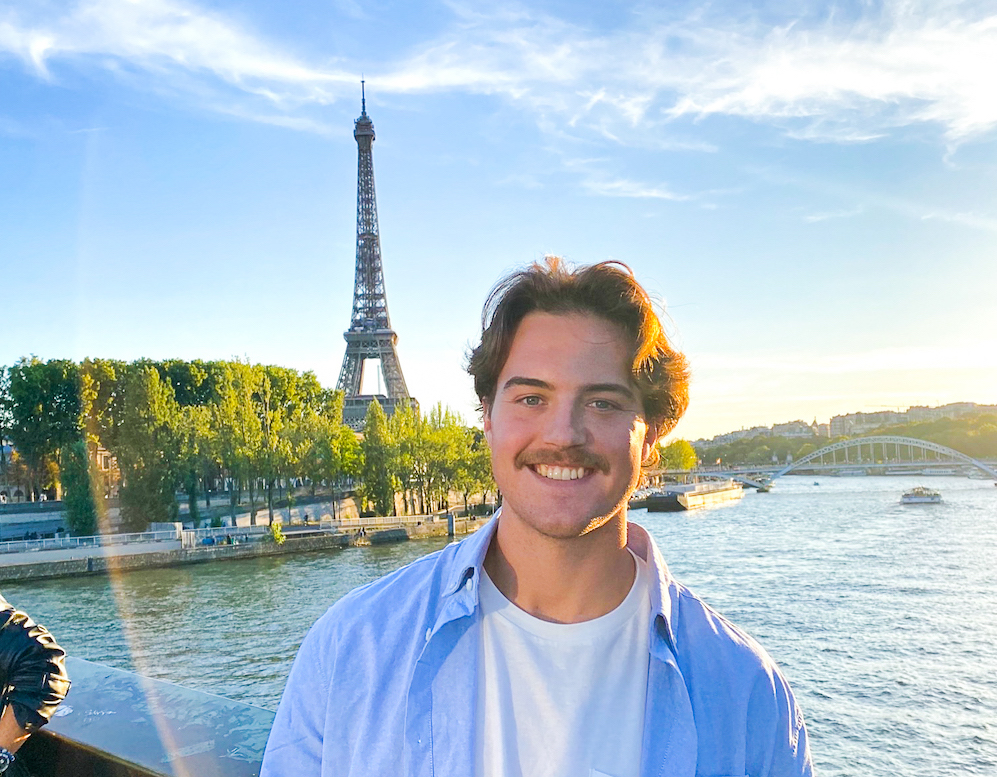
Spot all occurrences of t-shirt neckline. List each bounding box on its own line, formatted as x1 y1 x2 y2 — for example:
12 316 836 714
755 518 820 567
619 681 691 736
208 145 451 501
479 549 649 642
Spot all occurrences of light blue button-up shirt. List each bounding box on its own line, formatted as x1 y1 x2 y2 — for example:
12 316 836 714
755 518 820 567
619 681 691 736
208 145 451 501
262 516 813 777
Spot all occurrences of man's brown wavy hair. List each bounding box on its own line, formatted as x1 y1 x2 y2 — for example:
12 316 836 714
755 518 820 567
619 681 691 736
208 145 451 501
467 257 690 447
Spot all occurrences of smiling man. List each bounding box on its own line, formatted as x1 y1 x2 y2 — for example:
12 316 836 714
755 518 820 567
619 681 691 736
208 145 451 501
262 257 813 777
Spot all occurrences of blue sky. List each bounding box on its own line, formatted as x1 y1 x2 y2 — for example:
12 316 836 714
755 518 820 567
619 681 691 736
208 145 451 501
2 0 995 440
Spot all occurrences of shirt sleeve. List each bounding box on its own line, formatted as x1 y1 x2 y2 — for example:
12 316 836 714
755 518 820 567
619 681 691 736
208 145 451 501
746 665 814 777
0 597 71 733
260 617 336 777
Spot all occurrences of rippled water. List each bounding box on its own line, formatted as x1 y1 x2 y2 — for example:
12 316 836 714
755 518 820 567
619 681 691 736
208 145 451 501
7 476 997 776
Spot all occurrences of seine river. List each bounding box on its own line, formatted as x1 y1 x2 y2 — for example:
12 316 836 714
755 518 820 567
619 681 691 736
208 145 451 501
6 475 997 776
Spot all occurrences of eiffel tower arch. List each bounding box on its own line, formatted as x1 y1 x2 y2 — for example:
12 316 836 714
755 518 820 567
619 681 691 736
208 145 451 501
336 84 418 430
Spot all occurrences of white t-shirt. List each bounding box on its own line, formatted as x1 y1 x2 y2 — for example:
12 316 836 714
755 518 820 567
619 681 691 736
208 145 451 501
474 550 652 777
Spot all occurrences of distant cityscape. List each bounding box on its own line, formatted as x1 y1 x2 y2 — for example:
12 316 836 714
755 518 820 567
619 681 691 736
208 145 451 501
697 402 997 445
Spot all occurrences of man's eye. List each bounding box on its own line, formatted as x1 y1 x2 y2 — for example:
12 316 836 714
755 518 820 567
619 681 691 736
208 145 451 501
521 395 543 406
590 399 616 410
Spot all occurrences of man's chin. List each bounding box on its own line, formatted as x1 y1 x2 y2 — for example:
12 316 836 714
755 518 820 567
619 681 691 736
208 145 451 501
502 507 622 540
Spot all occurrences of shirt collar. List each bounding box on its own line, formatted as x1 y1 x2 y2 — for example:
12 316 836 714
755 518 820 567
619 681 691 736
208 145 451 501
440 509 679 653
421 515 498 645
626 521 679 653
443 511 500 596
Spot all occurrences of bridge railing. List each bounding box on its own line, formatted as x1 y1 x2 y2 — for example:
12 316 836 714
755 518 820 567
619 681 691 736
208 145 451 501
0 529 180 556
335 514 437 530
180 525 275 546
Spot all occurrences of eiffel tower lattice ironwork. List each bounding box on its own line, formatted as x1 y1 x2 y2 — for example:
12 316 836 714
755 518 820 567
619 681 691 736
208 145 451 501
336 84 417 430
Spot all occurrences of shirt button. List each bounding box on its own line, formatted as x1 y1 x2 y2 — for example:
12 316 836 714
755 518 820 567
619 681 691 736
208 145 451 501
425 628 432 642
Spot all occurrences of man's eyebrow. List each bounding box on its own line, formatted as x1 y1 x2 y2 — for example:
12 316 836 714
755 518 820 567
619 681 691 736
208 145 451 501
499 377 636 400
584 382 637 399
501 376 551 392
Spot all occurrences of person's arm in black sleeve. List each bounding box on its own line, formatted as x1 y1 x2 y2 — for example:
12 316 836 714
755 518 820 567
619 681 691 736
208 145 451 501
0 595 71 743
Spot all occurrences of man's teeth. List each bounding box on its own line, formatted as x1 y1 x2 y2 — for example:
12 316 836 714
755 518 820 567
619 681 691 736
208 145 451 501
535 464 587 481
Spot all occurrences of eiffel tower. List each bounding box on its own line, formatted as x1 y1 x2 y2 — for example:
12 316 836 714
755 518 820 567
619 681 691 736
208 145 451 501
336 83 418 430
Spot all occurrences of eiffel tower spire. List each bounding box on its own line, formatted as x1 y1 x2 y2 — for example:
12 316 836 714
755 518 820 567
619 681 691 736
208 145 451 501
336 84 417 430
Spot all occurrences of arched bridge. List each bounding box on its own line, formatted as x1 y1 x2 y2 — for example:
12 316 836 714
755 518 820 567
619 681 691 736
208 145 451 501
650 436 997 488
771 436 997 480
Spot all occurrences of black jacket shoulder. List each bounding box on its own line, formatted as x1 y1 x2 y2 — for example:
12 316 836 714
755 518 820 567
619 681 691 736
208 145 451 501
0 593 71 732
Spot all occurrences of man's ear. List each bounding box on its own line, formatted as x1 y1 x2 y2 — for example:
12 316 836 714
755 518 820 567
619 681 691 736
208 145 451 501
641 421 660 464
482 401 493 443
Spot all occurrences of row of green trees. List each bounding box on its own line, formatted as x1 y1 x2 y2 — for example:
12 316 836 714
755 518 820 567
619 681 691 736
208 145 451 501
874 415 997 460
694 434 835 468
0 358 494 536
360 401 493 518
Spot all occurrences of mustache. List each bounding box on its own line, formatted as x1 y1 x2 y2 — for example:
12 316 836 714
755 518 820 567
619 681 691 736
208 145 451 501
515 448 610 474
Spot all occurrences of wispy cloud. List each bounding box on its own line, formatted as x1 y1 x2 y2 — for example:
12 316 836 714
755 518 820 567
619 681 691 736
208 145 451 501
0 0 354 116
378 1 997 144
2 0 996 146
920 210 997 232
581 177 691 201
664 7 997 142
559 155 695 202
753 163 997 233
213 105 340 136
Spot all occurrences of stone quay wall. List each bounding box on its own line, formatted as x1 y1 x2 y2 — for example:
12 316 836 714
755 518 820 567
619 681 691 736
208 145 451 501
0 517 487 584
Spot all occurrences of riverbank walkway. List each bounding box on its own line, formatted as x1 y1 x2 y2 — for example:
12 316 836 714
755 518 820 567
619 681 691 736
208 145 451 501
2 539 183 566
0 512 489 583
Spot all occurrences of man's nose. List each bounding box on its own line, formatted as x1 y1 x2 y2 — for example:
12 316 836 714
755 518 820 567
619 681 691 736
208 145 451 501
540 399 587 448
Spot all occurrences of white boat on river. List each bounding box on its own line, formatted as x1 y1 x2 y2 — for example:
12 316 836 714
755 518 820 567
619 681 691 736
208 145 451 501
901 486 942 504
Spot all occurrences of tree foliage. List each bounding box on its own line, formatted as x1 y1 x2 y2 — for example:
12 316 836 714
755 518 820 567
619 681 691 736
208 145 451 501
4 358 83 498
874 414 997 460
117 365 181 531
659 439 697 470
212 361 263 523
59 439 104 536
1 356 495 532
361 399 395 516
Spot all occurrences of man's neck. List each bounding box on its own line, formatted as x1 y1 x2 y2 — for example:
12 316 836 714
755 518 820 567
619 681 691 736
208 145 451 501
483 510 635 624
